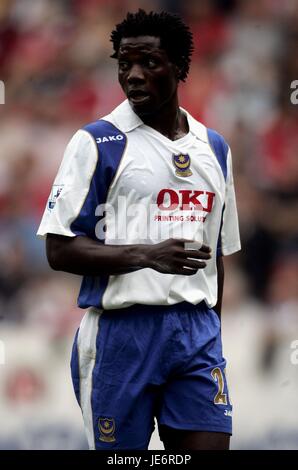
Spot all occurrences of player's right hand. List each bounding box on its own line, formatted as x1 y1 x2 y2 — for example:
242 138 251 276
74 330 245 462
145 238 212 275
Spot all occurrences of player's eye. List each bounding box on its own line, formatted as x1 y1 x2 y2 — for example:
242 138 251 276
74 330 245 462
147 59 158 68
118 61 130 71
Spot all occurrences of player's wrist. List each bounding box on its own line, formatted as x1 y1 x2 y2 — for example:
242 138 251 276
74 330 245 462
125 244 152 270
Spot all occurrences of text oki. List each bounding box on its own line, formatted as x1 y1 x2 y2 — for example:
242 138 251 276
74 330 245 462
157 189 215 212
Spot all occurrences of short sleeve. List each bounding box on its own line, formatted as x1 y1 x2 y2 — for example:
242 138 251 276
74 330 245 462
218 148 241 256
37 129 98 238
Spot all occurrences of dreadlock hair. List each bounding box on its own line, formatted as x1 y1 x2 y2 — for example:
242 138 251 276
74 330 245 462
110 9 194 82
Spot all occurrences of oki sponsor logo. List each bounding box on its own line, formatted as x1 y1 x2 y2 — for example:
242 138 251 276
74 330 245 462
96 135 124 144
157 189 215 212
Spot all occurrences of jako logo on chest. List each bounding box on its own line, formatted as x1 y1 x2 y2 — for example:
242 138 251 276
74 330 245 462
96 135 124 143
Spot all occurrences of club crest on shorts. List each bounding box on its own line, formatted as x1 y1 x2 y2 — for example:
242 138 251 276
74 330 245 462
172 153 192 177
98 417 116 442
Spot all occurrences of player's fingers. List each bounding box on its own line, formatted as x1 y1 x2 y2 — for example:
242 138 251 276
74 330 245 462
181 266 201 275
200 244 212 253
171 267 197 276
181 259 207 270
174 238 204 247
176 240 212 253
184 250 211 260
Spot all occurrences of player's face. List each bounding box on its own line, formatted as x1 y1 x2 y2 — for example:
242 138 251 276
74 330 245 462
117 36 179 117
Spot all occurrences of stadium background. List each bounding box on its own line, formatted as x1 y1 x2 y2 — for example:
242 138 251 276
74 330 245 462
0 0 298 449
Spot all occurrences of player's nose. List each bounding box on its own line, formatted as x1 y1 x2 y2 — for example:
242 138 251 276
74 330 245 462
127 63 145 83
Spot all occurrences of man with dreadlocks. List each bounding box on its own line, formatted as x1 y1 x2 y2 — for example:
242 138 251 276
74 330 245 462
38 10 241 450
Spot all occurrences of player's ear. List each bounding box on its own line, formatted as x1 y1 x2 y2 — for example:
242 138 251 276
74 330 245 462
173 64 182 81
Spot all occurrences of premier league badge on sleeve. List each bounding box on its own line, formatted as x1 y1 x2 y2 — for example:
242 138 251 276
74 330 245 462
48 184 64 210
172 154 192 177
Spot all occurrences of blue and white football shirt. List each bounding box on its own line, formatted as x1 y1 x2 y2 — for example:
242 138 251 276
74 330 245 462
37 100 241 310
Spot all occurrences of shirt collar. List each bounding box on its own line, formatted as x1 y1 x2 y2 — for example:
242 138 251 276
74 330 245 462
109 99 208 143
109 100 143 132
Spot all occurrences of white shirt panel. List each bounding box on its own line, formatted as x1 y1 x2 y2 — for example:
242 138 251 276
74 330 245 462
37 130 98 238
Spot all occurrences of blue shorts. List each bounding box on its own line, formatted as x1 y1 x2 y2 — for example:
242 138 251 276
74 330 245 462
71 301 232 450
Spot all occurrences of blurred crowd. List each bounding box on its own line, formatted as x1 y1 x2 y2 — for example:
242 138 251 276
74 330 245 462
0 0 298 448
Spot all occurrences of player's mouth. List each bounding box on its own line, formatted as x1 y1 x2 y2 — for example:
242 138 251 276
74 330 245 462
128 90 151 105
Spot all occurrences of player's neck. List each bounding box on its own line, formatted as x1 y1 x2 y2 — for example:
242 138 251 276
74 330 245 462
140 96 189 141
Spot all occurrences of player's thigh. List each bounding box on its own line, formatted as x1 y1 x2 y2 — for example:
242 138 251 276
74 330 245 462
155 308 233 449
72 307 163 449
159 426 230 450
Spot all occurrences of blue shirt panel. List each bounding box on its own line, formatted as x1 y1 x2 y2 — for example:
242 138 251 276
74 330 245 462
70 119 127 309
207 128 229 257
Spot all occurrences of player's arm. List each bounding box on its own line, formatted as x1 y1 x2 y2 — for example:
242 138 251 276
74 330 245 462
213 255 224 319
46 234 212 276
212 144 241 319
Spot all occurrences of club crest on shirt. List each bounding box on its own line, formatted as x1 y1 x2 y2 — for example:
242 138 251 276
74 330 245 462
48 184 64 210
98 417 116 442
172 153 192 177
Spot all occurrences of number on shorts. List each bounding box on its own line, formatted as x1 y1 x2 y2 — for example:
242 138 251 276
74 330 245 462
211 367 228 405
